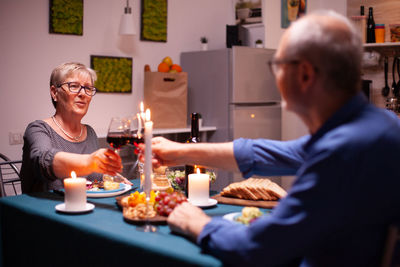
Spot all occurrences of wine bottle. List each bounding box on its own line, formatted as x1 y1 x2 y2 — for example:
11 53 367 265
184 113 205 197
366 7 375 43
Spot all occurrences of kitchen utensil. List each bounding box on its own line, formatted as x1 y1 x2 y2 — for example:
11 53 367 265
391 57 397 96
386 97 399 113
382 56 390 96
395 57 400 97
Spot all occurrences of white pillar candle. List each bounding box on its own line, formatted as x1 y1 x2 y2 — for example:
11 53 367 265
188 169 209 205
144 109 153 195
64 171 87 211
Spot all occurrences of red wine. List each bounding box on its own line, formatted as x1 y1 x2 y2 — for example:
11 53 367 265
127 134 144 146
107 133 129 149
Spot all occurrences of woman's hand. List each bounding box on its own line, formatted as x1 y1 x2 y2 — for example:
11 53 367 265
88 148 122 176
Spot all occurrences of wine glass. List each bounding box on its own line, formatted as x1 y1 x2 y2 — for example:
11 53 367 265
125 114 145 181
106 117 130 153
106 117 130 183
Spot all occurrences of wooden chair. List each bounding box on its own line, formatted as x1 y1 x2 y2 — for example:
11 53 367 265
381 223 400 267
0 153 22 197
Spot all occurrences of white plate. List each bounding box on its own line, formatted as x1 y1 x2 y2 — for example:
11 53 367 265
87 184 132 198
87 183 125 194
188 198 218 208
55 203 95 214
223 212 241 222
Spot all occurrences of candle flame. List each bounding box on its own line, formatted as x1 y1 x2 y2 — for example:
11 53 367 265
71 171 77 179
140 101 144 112
196 168 201 174
145 108 151 121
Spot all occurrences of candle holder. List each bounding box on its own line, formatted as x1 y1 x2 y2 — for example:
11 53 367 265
136 111 158 232
55 172 95 214
136 196 158 232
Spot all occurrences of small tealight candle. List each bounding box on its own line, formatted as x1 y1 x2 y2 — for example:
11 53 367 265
188 168 210 205
63 171 87 211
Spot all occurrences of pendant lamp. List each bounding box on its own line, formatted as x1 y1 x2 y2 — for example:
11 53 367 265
119 0 136 35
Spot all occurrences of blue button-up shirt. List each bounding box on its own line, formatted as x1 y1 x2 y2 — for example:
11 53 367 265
198 93 400 267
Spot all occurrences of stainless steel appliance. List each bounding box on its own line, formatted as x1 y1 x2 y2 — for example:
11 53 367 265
181 46 281 190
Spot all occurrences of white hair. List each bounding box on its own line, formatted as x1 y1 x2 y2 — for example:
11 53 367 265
49 62 97 108
285 10 363 94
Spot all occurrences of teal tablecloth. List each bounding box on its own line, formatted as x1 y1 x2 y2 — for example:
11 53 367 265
0 180 250 267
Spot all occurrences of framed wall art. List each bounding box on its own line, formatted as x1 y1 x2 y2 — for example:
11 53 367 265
90 56 133 93
281 0 307 29
141 0 168 42
49 0 83 35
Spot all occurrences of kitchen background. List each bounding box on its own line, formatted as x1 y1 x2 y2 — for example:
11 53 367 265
3 0 395 190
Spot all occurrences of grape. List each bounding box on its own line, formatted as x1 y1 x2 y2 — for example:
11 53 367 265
157 205 163 213
163 196 170 205
155 191 187 216
166 207 173 215
168 200 176 208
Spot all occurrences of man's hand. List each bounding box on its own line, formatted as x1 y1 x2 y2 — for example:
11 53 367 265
138 136 185 168
167 202 211 241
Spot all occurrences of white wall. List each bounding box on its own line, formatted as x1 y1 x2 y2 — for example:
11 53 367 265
262 0 347 189
0 0 348 163
0 0 235 160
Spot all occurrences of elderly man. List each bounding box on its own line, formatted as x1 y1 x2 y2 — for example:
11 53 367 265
147 11 400 266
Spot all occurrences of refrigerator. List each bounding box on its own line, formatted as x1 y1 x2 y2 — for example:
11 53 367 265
181 46 281 191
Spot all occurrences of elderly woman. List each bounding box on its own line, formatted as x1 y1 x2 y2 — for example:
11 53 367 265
21 62 123 193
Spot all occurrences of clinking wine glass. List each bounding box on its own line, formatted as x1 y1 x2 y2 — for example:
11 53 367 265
106 117 130 182
126 114 145 181
106 117 130 153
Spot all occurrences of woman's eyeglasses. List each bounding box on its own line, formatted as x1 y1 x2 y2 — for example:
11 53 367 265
57 82 97 96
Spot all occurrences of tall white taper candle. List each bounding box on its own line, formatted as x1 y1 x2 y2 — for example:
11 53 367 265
144 109 153 195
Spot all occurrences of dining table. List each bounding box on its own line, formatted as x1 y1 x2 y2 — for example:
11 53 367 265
0 179 264 267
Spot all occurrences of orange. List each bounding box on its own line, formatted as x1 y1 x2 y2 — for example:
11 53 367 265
162 56 173 67
170 64 182 73
158 62 170 72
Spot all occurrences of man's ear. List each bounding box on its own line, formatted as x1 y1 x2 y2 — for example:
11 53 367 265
298 61 316 93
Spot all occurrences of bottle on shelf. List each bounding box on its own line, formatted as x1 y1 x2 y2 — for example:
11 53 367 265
366 7 376 43
184 112 206 197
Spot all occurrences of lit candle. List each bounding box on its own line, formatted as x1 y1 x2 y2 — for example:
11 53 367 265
137 113 142 138
144 108 153 195
140 101 145 124
188 168 210 205
63 171 87 211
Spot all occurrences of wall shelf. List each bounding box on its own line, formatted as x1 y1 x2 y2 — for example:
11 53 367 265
364 42 400 48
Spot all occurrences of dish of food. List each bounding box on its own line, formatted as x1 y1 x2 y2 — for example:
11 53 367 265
87 183 124 194
116 190 188 224
223 212 241 223
221 178 287 201
87 184 132 198
223 207 264 225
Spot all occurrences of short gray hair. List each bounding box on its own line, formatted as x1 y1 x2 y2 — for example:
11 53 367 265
285 10 363 94
50 62 97 108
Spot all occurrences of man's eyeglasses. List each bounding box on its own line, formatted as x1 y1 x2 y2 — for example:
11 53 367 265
57 82 97 96
268 59 300 76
